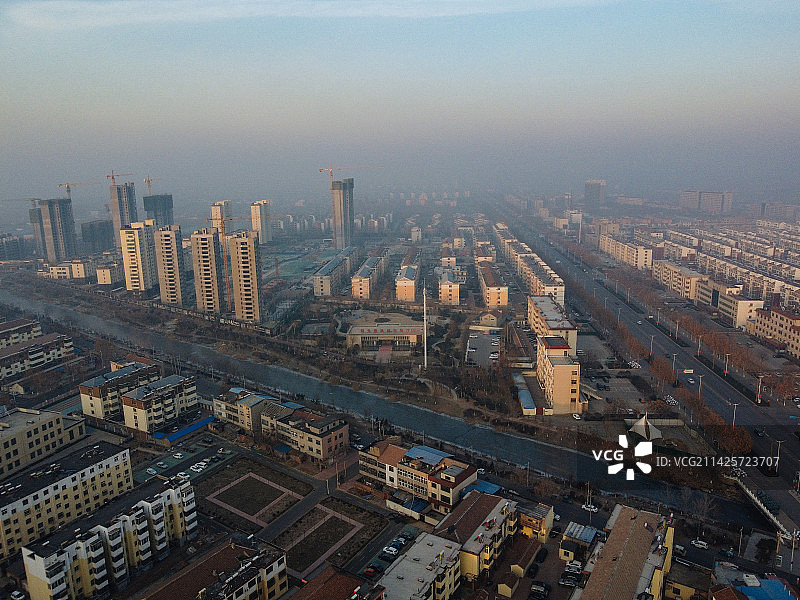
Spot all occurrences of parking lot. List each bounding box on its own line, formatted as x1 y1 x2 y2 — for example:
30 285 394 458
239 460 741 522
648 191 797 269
465 329 501 367
134 439 234 484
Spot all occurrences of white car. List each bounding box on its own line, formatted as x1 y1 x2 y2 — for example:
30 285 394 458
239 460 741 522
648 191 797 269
690 539 708 550
572 413 581 420
469 334 477 338
146 468 157 476
382 546 399 556
581 504 599 513
687 378 696 384
554 513 561 521
489 352 499 359
491 341 499 346
190 465 203 473
173 452 184 459
176 471 190 480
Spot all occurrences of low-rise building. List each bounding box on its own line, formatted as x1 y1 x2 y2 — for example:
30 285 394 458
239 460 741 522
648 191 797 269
23 476 196 600
518 502 554 542
434 491 518 581
263 410 349 461
438 270 460 305
345 313 423 352
359 443 477 514
0 319 42 349
527 296 577 354
377 533 460 600
96 262 124 286
0 334 74 381
664 561 711 600
559 521 597 562
579 504 674 600
0 408 85 481
599 234 653 269
141 541 289 600
395 265 418 302
536 336 582 414
212 387 270 434
79 362 162 421
291 565 384 600
122 375 198 437
0 441 132 562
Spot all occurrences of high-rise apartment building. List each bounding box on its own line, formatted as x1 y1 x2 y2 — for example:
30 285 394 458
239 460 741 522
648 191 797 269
210 200 232 234
331 178 354 249
228 231 262 322
251 199 272 244
585 179 606 205
37 198 78 264
191 228 225 314
80 220 115 254
679 190 733 214
29 206 45 258
121 220 158 294
109 182 137 248
142 193 174 228
154 225 186 306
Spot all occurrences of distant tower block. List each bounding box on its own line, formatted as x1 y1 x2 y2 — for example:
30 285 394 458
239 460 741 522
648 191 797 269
251 199 272 244
585 179 606 205
110 182 138 248
331 178 354 249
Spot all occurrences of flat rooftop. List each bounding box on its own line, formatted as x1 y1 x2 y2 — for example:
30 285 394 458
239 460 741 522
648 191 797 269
0 408 63 436
435 491 515 555
0 333 68 360
124 374 191 400
0 319 38 336
79 362 150 389
25 476 189 556
378 533 460 600
0 440 125 508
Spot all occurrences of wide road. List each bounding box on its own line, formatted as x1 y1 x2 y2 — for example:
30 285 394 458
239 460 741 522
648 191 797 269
512 223 800 531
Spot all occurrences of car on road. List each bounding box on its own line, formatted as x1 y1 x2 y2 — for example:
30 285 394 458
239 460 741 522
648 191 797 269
582 504 599 513
469 334 477 338
489 352 499 359
637 320 642 325
10 591 25 600
756 429 766 437
173 452 184 459
554 513 561 521
146 467 157 475
690 539 709 549
491 341 499 346
687 378 696 384
572 413 581 420
156 461 167 468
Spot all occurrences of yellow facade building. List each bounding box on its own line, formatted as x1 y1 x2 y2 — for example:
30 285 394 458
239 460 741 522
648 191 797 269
536 336 582 414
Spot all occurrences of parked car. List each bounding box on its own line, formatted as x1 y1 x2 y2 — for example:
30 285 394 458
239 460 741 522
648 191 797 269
146 467 157 475
156 461 167 468
10 591 25 600
558 577 579 587
691 539 709 550
382 546 399 556
527 563 539 578
572 414 581 420
582 504 599 513
720 547 736 558
363 566 379 577
176 471 189 480
535 547 548 563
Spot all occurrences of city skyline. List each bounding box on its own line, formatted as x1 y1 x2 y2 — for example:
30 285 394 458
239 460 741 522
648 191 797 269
1 1 799 223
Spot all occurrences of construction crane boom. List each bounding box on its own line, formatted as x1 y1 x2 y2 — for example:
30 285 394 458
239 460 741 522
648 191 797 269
1 198 39 208
106 170 133 186
57 181 101 200
319 165 383 187
143 175 161 195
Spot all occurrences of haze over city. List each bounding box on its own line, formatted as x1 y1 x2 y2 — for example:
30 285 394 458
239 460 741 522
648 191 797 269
2 0 799 228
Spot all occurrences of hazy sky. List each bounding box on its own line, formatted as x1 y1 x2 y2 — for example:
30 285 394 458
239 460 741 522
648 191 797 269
1 0 799 226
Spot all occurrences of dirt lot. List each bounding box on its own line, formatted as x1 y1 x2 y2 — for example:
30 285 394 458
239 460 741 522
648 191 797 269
215 475 283 515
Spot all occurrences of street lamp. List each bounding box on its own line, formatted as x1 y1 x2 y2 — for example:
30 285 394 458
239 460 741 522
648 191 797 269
697 335 703 356
657 308 661 324
776 439 784 474
757 374 764 405
617 307 622 324
674 319 680 339
729 400 739 429
698 374 704 400
724 353 730 376
650 335 655 358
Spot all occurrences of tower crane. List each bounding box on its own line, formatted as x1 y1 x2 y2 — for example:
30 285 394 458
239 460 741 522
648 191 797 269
56 181 101 200
318 165 383 187
143 175 161 195
204 215 252 311
106 170 133 186
1 198 39 208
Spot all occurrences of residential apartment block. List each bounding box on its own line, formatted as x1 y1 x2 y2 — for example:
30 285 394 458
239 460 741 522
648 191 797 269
377 533 461 600
395 265 418 302
434 491 518 580
536 336 582 415
120 220 158 294
0 334 74 381
359 443 477 515
191 228 225 314
228 231 262 323
0 319 42 349
213 387 270 433
579 504 674 600
79 362 162 421
652 261 705 300
477 264 508 307
527 296 577 355
351 250 388 300
0 408 86 481
438 270 460 305
141 542 288 600
154 225 186 306
0 441 132 563
312 246 360 297
23 476 196 600
750 307 800 361
599 234 653 270
122 375 198 437
262 410 349 461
